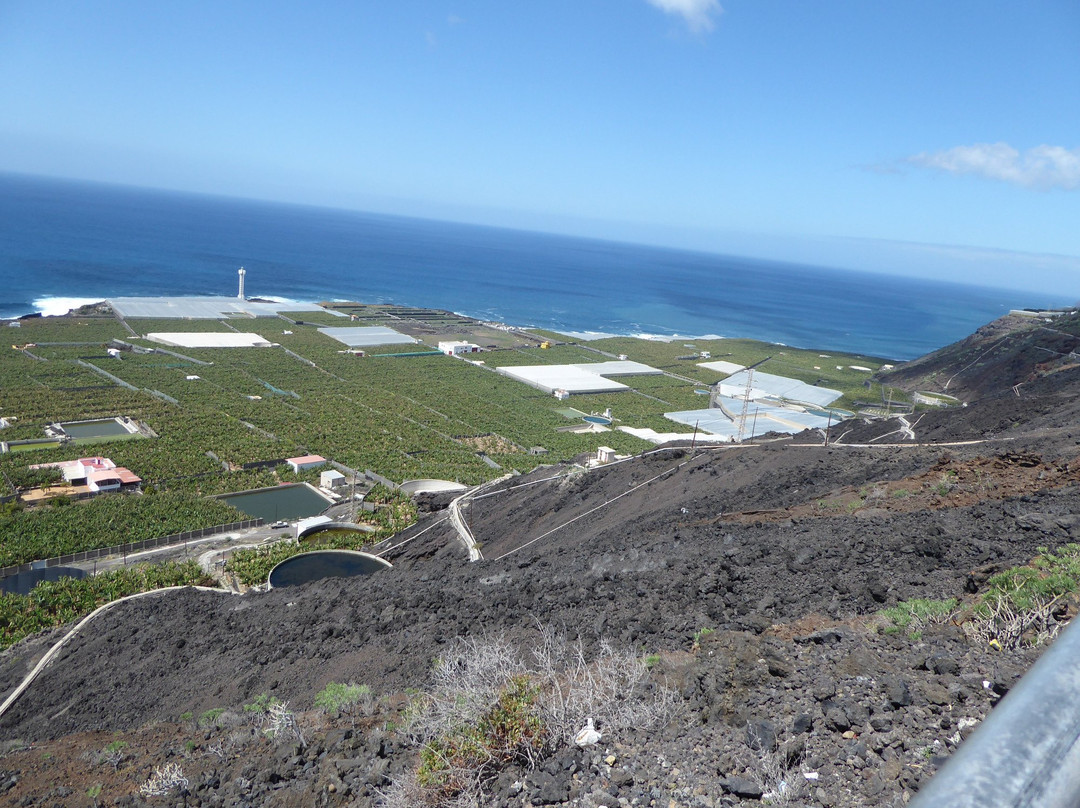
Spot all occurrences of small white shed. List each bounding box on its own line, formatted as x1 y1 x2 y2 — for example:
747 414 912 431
320 469 347 489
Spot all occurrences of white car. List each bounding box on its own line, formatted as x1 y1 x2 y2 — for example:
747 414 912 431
270 520 288 529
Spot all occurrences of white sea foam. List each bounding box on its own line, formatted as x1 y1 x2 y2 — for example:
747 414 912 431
559 330 621 341
630 331 728 343
33 297 107 317
251 295 302 304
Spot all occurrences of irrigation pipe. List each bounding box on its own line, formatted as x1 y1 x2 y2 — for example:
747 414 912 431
472 471 579 500
473 445 748 505
490 453 702 563
0 585 232 724
373 515 449 557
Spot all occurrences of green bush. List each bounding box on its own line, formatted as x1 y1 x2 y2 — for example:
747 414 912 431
982 544 1080 613
314 682 371 719
960 544 1080 650
417 675 543 795
198 708 225 728
243 692 281 716
879 598 958 635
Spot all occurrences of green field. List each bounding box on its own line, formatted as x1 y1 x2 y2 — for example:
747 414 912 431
0 305 895 632
2 309 891 488
0 307 892 559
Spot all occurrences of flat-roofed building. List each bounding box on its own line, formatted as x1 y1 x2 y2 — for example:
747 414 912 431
320 469 347 489
439 340 481 355
287 454 327 472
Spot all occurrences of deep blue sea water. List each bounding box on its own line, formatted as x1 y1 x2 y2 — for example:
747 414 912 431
0 173 1069 360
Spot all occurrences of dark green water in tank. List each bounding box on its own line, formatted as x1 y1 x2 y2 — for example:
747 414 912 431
60 418 130 438
267 550 389 588
219 483 331 521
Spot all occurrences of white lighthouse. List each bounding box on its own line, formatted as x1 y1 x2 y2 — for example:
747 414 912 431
237 266 246 300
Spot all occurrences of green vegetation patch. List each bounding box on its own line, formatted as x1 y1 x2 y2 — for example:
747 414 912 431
0 491 245 567
983 544 1080 613
418 674 544 795
4 312 890 506
0 560 214 649
314 682 372 719
879 598 958 634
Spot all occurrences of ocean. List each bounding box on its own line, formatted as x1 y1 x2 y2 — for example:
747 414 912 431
0 173 1068 360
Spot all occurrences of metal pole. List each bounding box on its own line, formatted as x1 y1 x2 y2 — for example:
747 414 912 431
910 619 1080 807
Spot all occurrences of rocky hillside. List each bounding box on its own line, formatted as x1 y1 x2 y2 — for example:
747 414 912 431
875 308 1080 401
1 319 1079 807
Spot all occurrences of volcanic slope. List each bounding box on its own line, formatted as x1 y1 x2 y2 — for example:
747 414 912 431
1 326 1079 807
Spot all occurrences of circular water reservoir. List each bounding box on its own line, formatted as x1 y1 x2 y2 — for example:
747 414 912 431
582 415 612 425
296 521 375 545
267 550 391 589
0 566 87 596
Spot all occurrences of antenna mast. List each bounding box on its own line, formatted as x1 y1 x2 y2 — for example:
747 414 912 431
737 356 772 443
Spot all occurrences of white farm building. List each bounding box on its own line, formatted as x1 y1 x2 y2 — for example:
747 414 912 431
286 455 327 473
439 341 481 356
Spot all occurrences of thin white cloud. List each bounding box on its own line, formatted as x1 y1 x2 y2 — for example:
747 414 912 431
909 142 1080 190
646 0 722 33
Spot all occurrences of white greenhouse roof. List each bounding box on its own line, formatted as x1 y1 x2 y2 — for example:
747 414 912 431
145 332 272 348
496 365 629 394
665 397 834 440
617 426 710 444
721 370 842 408
109 296 328 319
495 360 662 394
698 360 746 377
319 326 418 347
569 360 662 377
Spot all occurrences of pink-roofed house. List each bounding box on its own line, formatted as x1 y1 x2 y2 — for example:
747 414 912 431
29 457 140 492
286 455 327 473
87 467 142 492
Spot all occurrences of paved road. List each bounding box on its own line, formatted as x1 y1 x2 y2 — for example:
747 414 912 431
65 523 295 579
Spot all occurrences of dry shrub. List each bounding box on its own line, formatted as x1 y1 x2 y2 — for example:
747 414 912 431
381 625 678 808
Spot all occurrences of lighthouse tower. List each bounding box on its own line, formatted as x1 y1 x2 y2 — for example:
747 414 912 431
237 267 246 300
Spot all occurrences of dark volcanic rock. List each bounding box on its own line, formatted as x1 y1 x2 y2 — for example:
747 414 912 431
1 354 1078 806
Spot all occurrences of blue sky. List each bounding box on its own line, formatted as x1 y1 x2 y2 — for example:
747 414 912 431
2 1 1079 295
